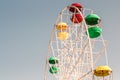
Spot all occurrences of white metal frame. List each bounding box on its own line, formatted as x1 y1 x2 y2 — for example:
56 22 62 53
44 5 112 80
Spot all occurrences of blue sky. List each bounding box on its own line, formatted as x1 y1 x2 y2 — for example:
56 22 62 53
0 0 120 80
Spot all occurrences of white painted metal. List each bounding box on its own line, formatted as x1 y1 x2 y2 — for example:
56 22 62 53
44 5 113 80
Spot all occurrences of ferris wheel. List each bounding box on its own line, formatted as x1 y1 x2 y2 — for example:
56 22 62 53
44 3 113 80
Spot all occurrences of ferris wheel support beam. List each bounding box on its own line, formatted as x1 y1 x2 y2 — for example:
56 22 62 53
77 70 92 80
101 35 109 65
94 41 109 65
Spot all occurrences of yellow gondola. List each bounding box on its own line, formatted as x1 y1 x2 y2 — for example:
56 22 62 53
94 66 112 77
57 32 68 40
56 22 68 31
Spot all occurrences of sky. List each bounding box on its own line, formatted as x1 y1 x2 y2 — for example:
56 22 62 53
0 0 120 80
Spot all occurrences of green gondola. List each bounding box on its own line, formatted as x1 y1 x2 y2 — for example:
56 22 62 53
49 57 58 64
49 66 59 74
85 14 100 25
87 26 102 38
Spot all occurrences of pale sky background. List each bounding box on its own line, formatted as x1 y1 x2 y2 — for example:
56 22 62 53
0 0 120 80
